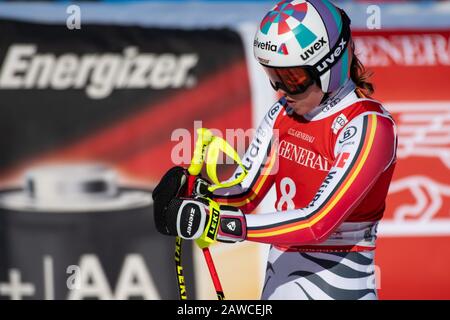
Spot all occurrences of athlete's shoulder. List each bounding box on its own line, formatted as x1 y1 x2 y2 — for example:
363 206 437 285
339 90 395 124
334 93 398 155
309 86 390 122
338 98 396 140
348 99 388 115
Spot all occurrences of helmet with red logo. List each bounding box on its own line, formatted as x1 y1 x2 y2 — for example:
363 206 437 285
254 0 352 94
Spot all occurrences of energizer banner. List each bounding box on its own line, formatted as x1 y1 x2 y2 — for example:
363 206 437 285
0 19 253 299
0 18 251 184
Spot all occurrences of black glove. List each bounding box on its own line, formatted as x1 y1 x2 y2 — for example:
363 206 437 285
152 166 212 235
152 166 189 235
159 197 246 243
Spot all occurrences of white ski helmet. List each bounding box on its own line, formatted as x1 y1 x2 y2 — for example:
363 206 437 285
254 0 352 94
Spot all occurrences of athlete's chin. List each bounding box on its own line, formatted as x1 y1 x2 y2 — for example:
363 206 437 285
288 101 313 116
284 84 325 116
293 108 309 116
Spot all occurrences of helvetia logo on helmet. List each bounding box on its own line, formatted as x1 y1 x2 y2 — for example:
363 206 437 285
254 38 278 52
278 43 289 55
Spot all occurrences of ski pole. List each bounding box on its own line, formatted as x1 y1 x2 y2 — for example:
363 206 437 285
175 128 248 300
175 128 214 300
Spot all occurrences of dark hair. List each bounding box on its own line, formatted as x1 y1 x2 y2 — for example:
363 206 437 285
350 51 374 97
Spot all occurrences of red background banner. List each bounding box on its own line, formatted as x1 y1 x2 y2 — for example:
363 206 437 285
354 29 450 299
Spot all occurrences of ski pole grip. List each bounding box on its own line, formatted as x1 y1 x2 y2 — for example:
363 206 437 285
188 128 214 176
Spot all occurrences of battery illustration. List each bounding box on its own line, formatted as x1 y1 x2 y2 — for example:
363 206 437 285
0 164 195 300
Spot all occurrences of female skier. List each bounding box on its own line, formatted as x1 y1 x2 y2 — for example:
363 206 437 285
152 0 397 300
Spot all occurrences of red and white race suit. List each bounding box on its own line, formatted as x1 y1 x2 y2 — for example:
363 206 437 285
213 80 397 299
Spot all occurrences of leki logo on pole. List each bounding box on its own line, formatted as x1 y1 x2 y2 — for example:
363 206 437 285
260 0 317 49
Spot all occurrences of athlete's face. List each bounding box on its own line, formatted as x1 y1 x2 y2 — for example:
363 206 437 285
281 83 325 116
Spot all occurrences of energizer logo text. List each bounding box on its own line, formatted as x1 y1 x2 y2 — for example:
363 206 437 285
0 45 198 99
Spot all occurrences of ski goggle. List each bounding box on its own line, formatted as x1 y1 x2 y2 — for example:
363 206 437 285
263 66 316 95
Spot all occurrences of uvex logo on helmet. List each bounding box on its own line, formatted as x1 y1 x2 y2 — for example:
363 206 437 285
315 38 347 73
300 37 327 61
